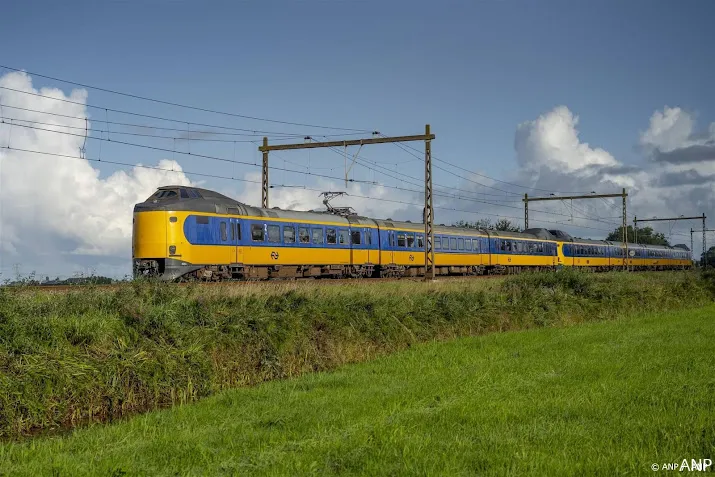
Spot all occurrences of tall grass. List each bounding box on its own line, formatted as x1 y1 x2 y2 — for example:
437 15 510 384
0 269 712 440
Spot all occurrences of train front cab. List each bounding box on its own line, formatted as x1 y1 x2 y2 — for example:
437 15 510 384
133 202 171 278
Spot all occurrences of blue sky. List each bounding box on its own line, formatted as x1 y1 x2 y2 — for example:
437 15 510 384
1 0 714 277
4 0 713 172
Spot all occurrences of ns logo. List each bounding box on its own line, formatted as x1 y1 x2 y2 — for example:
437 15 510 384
270 251 279 260
408 254 415 262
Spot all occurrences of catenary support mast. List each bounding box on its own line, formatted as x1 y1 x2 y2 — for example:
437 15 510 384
259 127 436 279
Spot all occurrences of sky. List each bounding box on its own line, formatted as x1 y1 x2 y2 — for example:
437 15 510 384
1 0 714 279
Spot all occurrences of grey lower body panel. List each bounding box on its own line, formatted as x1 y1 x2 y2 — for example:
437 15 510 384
163 258 204 280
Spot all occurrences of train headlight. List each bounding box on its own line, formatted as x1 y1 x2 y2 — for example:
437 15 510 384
169 245 176 254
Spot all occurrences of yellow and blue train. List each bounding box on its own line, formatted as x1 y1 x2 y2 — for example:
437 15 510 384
132 185 694 281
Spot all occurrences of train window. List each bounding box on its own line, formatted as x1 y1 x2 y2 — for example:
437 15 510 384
299 227 310 243
417 234 424 248
154 190 178 200
458 238 464 250
407 234 415 248
252 224 264 241
180 189 189 199
197 216 209 225
237 223 242 240
351 231 361 245
465 239 471 251
231 222 235 241
397 233 406 247
312 228 323 244
221 222 227 241
339 230 349 244
365 231 372 245
267 225 280 243
450 237 457 250
435 237 441 249
284 226 295 244
327 229 337 244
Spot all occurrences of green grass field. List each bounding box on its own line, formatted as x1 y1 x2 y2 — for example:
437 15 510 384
2 304 713 476
1 270 711 440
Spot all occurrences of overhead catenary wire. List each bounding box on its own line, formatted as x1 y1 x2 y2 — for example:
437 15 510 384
1 145 618 234
0 86 373 138
397 140 597 195
0 64 372 132
2 87 626 226
0 104 330 138
1 118 620 228
0 115 319 144
1 120 380 185
0 71 638 234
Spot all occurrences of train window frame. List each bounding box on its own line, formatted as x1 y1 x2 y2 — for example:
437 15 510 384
465 238 471 251
267 225 280 243
450 237 457 250
251 223 264 242
284 226 296 244
230 222 235 241
458 238 464 250
417 234 424 248
312 228 323 245
365 230 372 245
407 234 415 248
299 227 310 244
220 222 228 241
327 228 337 244
237 223 242 240
339 229 349 245
435 237 441 249
397 233 406 247
351 230 361 245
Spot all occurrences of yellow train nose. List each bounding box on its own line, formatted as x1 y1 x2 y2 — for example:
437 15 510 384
133 211 168 259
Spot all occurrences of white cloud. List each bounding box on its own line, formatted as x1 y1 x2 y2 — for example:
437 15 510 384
0 71 192 278
640 106 696 152
514 105 618 175
505 105 714 253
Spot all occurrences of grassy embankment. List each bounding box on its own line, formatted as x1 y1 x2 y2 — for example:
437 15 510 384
0 270 712 442
1 302 713 475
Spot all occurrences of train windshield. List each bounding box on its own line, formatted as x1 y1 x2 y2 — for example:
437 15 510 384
147 188 202 201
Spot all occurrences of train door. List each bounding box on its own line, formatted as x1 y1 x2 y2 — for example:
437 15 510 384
365 227 374 264
231 218 241 264
387 230 395 264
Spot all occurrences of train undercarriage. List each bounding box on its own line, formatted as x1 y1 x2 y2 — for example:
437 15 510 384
135 258 690 282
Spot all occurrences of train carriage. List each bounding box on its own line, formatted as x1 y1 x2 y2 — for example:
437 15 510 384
132 185 694 281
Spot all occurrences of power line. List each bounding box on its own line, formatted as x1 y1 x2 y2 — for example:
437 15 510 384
1 115 312 144
2 145 617 234
0 64 372 132
4 119 623 227
0 103 315 138
0 86 372 138
1 120 380 185
314 136 525 200
398 141 594 195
